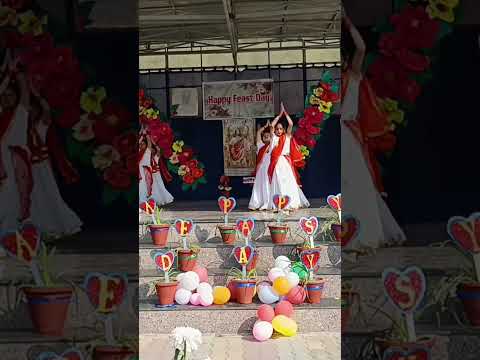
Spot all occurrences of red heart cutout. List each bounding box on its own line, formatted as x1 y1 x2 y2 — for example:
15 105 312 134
300 249 321 270
382 266 426 314
447 213 480 253
233 245 254 265
383 347 430 360
84 273 128 314
174 219 194 237
338 215 360 247
0 223 40 264
153 250 175 272
327 194 341 212
273 194 290 210
236 218 255 238
331 224 341 243
218 196 236 214
299 216 319 236
139 198 156 214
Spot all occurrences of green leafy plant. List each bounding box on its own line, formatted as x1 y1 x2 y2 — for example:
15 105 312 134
153 207 169 225
227 267 257 281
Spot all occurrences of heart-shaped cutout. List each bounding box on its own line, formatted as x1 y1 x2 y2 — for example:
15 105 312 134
382 266 426 314
273 194 290 210
35 348 84 360
152 250 175 272
139 198 156 215
447 213 480 253
174 219 194 237
0 223 40 264
300 249 321 270
299 216 319 236
382 346 430 360
236 218 255 238
218 196 236 214
232 245 254 265
338 215 360 247
84 272 128 314
327 193 341 212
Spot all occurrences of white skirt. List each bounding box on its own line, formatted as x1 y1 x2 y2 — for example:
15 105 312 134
138 169 174 206
249 157 271 210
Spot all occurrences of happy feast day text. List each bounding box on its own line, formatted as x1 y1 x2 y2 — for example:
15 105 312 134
207 93 273 105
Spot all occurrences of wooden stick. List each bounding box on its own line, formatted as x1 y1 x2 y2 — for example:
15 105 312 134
405 313 416 342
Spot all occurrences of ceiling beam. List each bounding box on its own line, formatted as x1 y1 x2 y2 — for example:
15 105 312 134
222 0 238 70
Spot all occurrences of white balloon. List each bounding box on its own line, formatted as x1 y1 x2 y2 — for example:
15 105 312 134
180 271 200 291
175 288 191 305
257 280 271 289
275 256 291 271
199 291 214 306
196 282 213 296
268 267 285 282
177 273 185 281
286 272 300 287
258 284 280 304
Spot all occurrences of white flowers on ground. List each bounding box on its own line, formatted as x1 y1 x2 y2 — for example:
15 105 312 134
172 327 203 357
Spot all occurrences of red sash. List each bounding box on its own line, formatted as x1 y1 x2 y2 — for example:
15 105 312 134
268 134 303 185
254 144 269 176
0 110 14 181
46 126 79 184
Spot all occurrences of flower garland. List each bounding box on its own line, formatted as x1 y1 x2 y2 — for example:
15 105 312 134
293 71 340 160
1 0 137 205
365 0 462 133
139 89 207 191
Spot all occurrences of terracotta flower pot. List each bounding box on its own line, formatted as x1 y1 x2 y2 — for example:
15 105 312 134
155 281 177 306
268 224 289 244
93 345 135 360
232 279 256 304
458 282 480 326
341 291 359 331
218 224 236 245
375 336 435 358
177 249 199 271
149 224 170 246
306 278 325 304
246 251 259 272
23 286 73 336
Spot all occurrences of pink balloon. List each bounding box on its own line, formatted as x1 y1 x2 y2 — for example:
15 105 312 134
257 304 275 322
286 286 306 305
190 293 201 305
275 300 294 318
252 321 273 342
200 292 213 306
193 265 209 283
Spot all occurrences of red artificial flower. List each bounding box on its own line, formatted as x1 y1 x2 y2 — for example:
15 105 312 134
192 168 204 179
305 122 320 136
294 128 310 146
103 162 132 190
183 173 195 185
316 83 340 102
1 0 30 10
393 48 430 72
178 147 194 164
162 147 173 159
125 154 137 175
148 121 174 151
390 5 440 50
378 32 405 56
186 159 199 170
304 106 324 125
306 137 317 149
56 105 81 128
298 118 307 128
113 132 137 156
93 102 132 144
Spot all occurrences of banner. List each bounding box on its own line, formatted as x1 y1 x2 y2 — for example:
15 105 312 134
171 88 199 117
203 79 274 120
223 119 256 176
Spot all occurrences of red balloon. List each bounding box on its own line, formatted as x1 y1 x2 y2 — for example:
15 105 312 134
257 304 275 322
287 286 306 305
227 280 237 301
275 300 294 318
192 265 208 283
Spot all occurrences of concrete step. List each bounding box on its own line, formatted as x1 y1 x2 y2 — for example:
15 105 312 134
139 298 341 335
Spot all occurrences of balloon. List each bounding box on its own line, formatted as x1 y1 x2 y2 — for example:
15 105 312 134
291 262 309 282
252 321 273 342
273 276 292 296
275 256 291 271
258 284 280 304
196 282 213 297
192 265 208 283
272 315 298 337
268 267 285 282
286 272 300 288
275 300 294 318
180 271 200 291
286 286 306 305
213 286 231 305
199 291 213 306
257 304 275 322
175 288 191 305
190 292 201 305
177 273 185 281
227 280 237 301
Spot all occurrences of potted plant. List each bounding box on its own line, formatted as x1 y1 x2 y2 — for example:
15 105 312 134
217 196 237 245
149 207 171 247
227 268 257 304
268 195 290 244
298 248 325 304
296 216 323 257
177 244 200 272
218 225 237 245
149 250 179 306
341 282 360 330
86 324 138 359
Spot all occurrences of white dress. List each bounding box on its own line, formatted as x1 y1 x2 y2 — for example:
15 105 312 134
29 121 82 237
341 74 406 251
138 148 173 206
0 105 28 230
268 134 310 210
249 142 271 210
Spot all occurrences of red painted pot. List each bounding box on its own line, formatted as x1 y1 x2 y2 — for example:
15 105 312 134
375 336 435 358
23 287 72 336
306 278 325 304
93 345 135 360
149 224 170 246
232 279 256 304
155 282 177 306
458 282 480 326
177 249 199 272
218 224 236 245
268 224 289 244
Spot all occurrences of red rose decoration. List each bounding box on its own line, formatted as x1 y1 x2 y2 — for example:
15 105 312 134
305 122 320 136
304 106 324 124
113 132 137 156
187 159 199 170
294 128 310 146
393 48 430 72
104 163 132 190
183 174 195 185
125 154 137 175
162 147 173 159
306 137 317 149
192 168 204 179
178 147 194 164
378 32 405 56
94 102 132 144
1 0 30 10
298 118 307 128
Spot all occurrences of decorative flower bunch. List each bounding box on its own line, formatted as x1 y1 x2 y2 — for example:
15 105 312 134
293 71 340 159
171 327 203 360
139 89 207 191
366 0 461 131
218 175 232 197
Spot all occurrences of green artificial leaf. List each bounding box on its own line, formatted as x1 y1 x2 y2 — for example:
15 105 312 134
181 183 192 192
66 135 94 166
197 177 207 185
415 71 434 85
191 183 198 191
438 22 453 40
103 186 122 205
331 84 339 93
321 71 332 84
167 161 179 174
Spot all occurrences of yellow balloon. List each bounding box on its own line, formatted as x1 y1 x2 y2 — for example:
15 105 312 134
213 286 231 305
273 276 292 296
272 315 298 337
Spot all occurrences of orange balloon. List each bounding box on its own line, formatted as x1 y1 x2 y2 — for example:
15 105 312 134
273 276 291 296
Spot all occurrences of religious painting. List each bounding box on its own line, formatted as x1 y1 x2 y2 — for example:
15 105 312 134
222 118 256 176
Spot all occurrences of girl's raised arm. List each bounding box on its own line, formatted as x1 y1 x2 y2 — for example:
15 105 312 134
344 13 365 76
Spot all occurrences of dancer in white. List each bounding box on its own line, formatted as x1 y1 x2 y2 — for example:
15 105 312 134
249 120 272 210
268 104 310 210
139 132 173 206
341 12 406 253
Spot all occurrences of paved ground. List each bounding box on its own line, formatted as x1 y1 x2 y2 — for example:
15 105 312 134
140 332 340 360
